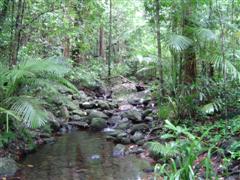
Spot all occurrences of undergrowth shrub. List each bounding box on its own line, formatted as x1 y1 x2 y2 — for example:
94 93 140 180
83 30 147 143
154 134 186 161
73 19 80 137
147 120 216 179
152 78 240 121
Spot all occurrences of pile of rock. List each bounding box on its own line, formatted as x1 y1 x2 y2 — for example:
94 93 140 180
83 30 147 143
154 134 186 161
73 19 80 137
47 82 158 162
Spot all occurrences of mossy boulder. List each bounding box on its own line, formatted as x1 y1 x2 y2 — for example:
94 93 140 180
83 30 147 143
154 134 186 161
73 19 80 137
123 110 142 123
88 110 109 120
90 118 107 131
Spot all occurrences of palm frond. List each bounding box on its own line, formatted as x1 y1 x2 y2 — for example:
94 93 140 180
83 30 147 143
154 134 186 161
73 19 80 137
201 99 223 114
0 107 20 121
211 55 240 81
48 74 78 93
7 57 70 84
196 28 217 41
225 60 240 81
10 96 48 128
165 34 193 52
4 57 72 95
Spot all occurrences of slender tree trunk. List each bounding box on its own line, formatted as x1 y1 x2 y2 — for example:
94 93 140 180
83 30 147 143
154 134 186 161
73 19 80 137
63 36 70 58
231 0 235 62
9 0 15 67
208 0 214 78
11 0 25 66
99 26 105 59
108 0 112 77
182 1 197 84
155 0 164 96
171 3 178 89
179 54 183 85
62 5 70 58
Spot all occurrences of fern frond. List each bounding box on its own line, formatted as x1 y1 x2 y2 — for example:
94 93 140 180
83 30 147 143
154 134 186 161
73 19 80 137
201 99 223 114
10 96 48 128
147 141 180 158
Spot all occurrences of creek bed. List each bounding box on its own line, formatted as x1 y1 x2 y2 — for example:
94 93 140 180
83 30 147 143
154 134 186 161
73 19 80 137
15 131 153 180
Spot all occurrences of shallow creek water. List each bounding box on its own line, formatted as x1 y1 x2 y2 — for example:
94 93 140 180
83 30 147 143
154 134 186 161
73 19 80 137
15 131 152 180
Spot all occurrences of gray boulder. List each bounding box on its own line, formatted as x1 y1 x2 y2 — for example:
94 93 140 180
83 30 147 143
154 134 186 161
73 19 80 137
120 137 131 144
48 112 61 128
71 109 87 116
117 122 130 130
96 100 110 110
143 109 152 117
117 132 128 139
103 129 124 137
72 91 88 101
43 137 56 144
123 110 142 123
131 132 144 143
130 123 149 134
80 102 95 109
68 121 89 128
90 118 107 131
109 115 122 126
113 144 126 157
70 115 82 121
109 101 118 109
144 116 153 122
88 110 109 120
0 157 18 176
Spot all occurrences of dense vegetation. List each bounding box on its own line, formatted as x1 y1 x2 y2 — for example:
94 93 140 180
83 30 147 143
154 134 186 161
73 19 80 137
0 0 240 179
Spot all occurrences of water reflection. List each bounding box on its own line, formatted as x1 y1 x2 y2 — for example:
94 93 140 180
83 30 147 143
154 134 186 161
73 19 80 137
16 131 151 180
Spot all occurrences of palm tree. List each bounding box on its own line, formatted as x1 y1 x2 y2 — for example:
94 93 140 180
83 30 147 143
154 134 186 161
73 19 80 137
0 57 77 132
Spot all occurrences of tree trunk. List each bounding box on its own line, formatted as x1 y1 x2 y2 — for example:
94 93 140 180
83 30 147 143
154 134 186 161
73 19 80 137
108 0 112 77
99 26 105 59
208 0 214 78
171 2 178 89
11 0 25 66
63 36 70 58
155 0 164 95
62 5 70 59
182 1 197 84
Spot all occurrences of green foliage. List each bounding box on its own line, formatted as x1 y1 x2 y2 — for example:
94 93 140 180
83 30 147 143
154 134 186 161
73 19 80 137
10 97 48 128
228 141 240 160
0 131 16 148
165 34 193 52
111 62 132 77
0 57 76 129
151 120 216 179
157 104 172 120
68 59 106 89
147 141 180 159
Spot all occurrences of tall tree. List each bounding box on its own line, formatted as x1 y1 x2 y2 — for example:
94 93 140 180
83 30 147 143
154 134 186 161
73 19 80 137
108 0 112 77
208 0 214 78
182 0 197 84
10 0 25 66
155 0 164 95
